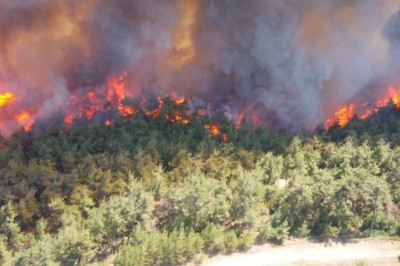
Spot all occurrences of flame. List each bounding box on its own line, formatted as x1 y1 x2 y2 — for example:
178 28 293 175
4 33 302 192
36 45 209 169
325 104 355 128
141 97 164 117
171 92 186 106
165 113 190 124
205 123 221 136
118 105 136 117
204 123 228 142
16 110 34 131
387 85 400 108
0 72 230 140
64 71 134 123
62 73 195 129
107 71 128 102
0 92 15 107
325 84 400 129
64 114 74 126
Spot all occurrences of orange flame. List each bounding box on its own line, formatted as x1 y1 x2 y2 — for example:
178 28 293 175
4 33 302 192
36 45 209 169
335 104 355 128
205 123 221 136
387 85 400 108
0 72 228 140
63 71 133 123
204 123 227 142
118 105 136 117
171 92 186 105
16 110 34 131
165 113 190 124
107 71 128 102
141 97 164 117
64 114 74 126
325 84 400 129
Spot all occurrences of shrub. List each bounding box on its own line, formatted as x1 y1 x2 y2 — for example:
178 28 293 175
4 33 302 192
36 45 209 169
257 223 273 245
201 224 226 254
224 230 239 254
268 222 289 245
238 231 256 251
115 228 203 266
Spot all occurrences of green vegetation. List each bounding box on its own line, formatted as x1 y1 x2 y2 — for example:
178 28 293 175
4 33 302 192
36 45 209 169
0 98 399 265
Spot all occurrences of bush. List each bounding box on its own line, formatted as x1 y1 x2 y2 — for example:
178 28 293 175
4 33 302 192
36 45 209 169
115 228 203 266
256 221 289 245
224 230 239 254
15 236 56 266
270 225 289 245
53 214 96 265
115 245 147 266
238 231 257 251
165 228 203 265
0 236 14 266
257 223 273 245
201 224 226 254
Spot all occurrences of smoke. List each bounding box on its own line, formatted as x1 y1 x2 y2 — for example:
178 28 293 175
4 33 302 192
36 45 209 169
384 7 400 77
0 0 399 134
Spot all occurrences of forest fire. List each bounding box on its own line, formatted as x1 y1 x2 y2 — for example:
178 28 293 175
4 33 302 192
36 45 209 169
325 83 400 129
59 71 231 139
0 1 399 136
1 66 400 137
63 72 131 123
3 4 400 264
59 72 194 129
2 68 400 138
0 67 232 141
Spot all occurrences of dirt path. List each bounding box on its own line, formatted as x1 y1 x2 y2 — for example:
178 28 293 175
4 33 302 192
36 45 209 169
202 238 400 266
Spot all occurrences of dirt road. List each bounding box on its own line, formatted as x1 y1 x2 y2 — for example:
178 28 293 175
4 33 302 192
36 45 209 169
202 238 400 266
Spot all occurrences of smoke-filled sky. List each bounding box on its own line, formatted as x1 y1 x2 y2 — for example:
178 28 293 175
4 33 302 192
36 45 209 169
0 0 399 134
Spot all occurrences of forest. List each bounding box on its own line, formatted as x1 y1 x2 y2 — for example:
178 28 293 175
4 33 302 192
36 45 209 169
0 98 399 265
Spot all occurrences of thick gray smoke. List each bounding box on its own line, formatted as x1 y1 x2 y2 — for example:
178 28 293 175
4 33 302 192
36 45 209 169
0 0 399 134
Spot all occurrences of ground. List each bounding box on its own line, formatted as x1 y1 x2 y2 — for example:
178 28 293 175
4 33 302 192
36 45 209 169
201 238 400 266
